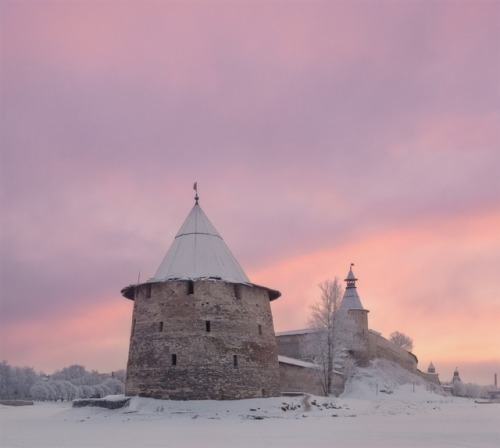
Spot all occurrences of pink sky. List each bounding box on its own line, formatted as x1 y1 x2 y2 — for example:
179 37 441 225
1 1 499 386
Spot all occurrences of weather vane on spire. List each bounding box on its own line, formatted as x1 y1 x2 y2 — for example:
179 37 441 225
193 181 199 204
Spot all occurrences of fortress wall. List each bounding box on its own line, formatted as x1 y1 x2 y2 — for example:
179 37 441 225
368 331 417 372
279 363 345 397
276 333 314 361
125 279 281 400
416 370 442 387
279 363 324 396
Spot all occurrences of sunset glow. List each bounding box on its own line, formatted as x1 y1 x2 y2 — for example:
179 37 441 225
1 0 498 386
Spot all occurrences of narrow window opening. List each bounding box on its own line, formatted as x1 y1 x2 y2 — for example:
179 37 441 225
144 284 152 299
171 354 177 366
233 355 238 368
159 321 163 332
188 281 194 295
258 324 262 335
131 319 136 337
205 320 211 332
234 284 242 299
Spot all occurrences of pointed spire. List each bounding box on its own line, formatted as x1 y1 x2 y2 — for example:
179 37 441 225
193 181 199 204
345 263 358 288
339 264 364 311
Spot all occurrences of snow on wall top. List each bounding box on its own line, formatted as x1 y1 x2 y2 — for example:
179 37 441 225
275 328 320 337
277 355 320 369
151 203 251 284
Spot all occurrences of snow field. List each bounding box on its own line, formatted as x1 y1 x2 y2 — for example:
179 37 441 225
1 390 499 448
1 361 499 447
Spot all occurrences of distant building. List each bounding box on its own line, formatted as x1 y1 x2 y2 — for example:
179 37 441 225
276 265 434 394
452 367 462 383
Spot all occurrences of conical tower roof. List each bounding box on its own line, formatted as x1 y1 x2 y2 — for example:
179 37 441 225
339 264 365 311
152 202 251 284
452 367 462 383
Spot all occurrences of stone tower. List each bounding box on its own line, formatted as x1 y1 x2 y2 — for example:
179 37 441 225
427 362 436 374
338 264 370 366
121 192 282 400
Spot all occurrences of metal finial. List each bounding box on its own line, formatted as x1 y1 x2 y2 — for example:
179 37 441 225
193 181 199 204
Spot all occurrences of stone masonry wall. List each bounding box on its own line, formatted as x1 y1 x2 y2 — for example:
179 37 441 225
125 279 281 400
416 371 442 387
367 331 418 372
278 363 324 396
279 363 346 397
275 334 307 360
345 309 370 367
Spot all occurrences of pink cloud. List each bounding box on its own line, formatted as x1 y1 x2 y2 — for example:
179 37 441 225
412 112 500 152
1 0 498 386
0 297 132 373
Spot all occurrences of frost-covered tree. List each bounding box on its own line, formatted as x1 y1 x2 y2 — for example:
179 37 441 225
0 361 11 399
0 361 40 399
3 362 125 401
52 365 101 386
452 379 466 397
389 331 414 351
29 380 78 401
29 383 48 401
307 279 343 395
102 377 125 395
112 369 126 383
306 278 363 395
52 365 87 383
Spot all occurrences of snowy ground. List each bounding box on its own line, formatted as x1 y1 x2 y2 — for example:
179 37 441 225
1 363 499 448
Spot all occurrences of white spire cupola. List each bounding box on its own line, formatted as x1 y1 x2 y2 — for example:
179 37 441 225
339 264 365 311
151 189 251 284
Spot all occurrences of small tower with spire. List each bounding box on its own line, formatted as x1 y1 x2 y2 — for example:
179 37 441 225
338 264 370 366
428 361 436 374
121 186 282 400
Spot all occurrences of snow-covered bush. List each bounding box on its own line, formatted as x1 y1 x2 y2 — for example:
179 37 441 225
1 361 125 401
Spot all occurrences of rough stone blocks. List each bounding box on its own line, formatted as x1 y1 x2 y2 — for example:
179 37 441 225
125 279 281 400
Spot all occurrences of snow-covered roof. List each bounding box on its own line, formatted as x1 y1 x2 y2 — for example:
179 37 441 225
278 355 320 369
152 202 251 284
339 265 365 311
275 328 319 337
339 288 364 310
345 267 358 282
